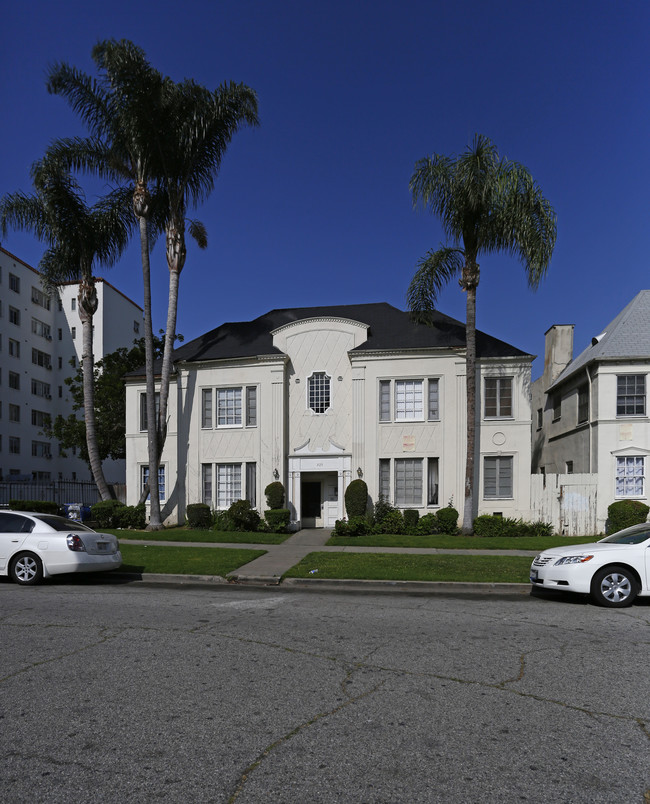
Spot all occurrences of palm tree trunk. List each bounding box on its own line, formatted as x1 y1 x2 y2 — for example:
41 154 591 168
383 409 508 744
462 283 478 533
138 214 163 529
78 280 112 501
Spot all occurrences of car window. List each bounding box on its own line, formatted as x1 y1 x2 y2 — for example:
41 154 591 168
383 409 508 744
0 513 35 533
33 515 94 533
599 529 650 545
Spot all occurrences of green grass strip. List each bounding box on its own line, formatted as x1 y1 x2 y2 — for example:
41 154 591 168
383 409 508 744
118 543 265 576
107 528 289 545
284 551 533 583
326 533 592 551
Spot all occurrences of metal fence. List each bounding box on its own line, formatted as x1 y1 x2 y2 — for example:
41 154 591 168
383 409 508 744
0 480 102 508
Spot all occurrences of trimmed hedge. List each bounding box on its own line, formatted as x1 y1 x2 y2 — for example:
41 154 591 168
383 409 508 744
264 508 291 533
264 482 285 510
345 479 369 518
436 507 459 535
186 503 212 529
10 499 60 515
228 499 261 532
114 504 146 529
606 500 649 534
91 499 126 528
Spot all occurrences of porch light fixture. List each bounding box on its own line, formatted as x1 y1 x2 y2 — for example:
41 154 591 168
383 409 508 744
357 467 363 478
273 468 279 480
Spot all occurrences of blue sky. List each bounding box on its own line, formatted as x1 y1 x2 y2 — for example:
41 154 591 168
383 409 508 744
1 0 648 378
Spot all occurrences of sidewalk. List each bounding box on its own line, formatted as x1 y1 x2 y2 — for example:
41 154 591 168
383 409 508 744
123 528 538 592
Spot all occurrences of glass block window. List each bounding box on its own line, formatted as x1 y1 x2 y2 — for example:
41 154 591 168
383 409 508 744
217 463 241 509
395 458 423 506
308 372 330 414
217 388 242 426
616 456 644 497
484 456 513 498
617 375 646 416
395 380 423 420
485 377 512 418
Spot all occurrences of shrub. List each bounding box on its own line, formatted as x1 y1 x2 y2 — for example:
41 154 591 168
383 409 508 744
473 515 554 538
114 504 146 529
417 512 439 535
403 509 420 533
436 507 459 535
9 499 61 515
186 503 212 529
347 515 371 537
91 499 126 528
265 508 291 533
372 508 404 535
373 496 394 524
228 499 261 532
333 518 349 536
212 510 234 532
264 482 285 510
345 479 368 518
607 500 649 534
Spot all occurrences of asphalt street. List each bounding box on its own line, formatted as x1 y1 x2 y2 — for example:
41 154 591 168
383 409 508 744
0 579 648 803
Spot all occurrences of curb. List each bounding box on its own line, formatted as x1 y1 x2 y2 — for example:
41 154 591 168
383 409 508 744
108 571 532 596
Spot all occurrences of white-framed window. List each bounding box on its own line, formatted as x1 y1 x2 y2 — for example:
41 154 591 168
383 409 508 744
217 463 241 509
139 392 160 432
379 379 439 422
32 441 51 458
31 409 51 428
395 380 423 421
9 273 20 293
246 462 257 507
141 465 166 502
31 379 50 398
31 318 51 339
9 436 20 454
8 339 20 358
395 458 423 506
484 456 513 499
484 377 512 418
31 286 50 309
617 375 646 417
32 348 52 370
133 320 140 334
217 388 242 427
202 386 257 429
9 371 20 390
427 457 439 505
377 457 439 507
9 306 20 326
308 372 331 414
201 389 213 428
202 463 213 505
9 404 20 423
615 456 644 498
577 385 589 424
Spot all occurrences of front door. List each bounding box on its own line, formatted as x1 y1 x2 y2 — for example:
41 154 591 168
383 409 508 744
301 481 321 527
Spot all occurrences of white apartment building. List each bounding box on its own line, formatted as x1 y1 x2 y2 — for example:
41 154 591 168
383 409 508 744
125 302 534 528
0 245 143 484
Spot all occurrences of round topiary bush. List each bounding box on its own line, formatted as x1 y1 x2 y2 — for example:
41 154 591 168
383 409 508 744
435 507 459 535
264 482 285 510
607 500 649 534
345 479 368 518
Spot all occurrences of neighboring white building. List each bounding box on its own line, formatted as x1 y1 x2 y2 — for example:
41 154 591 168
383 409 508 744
532 291 650 531
125 303 534 528
0 245 143 484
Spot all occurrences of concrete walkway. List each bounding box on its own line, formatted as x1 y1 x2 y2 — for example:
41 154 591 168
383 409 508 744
125 528 538 586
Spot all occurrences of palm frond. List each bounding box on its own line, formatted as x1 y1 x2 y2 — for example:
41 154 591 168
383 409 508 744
406 246 465 314
187 219 208 249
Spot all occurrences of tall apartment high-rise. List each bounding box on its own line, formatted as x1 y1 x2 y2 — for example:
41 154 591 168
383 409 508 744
0 245 143 484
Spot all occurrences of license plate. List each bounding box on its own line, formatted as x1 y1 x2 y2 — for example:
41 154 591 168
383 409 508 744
530 569 538 582
97 542 108 551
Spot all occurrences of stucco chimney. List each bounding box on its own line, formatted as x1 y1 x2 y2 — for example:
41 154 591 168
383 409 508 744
543 324 574 388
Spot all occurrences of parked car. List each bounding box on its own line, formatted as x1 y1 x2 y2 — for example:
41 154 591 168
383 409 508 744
530 523 650 607
0 511 122 585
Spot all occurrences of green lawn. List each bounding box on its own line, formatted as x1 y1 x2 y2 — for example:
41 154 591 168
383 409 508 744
284 552 533 583
108 528 290 545
118 543 265 576
326 533 594 551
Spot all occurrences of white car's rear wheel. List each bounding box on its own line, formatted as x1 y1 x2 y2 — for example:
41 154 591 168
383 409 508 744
591 565 638 608
10 552 43 586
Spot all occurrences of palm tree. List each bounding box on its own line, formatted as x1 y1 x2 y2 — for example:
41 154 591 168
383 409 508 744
408 134 556 531
0 154 132 500
46 41 259 529
46 40 169 526
155 78 259 489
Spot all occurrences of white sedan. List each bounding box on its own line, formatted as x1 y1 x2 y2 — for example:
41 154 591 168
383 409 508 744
530 523 650 607
0 510 122 585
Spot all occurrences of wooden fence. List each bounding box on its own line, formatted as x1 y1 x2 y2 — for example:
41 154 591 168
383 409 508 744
530 473 598 537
